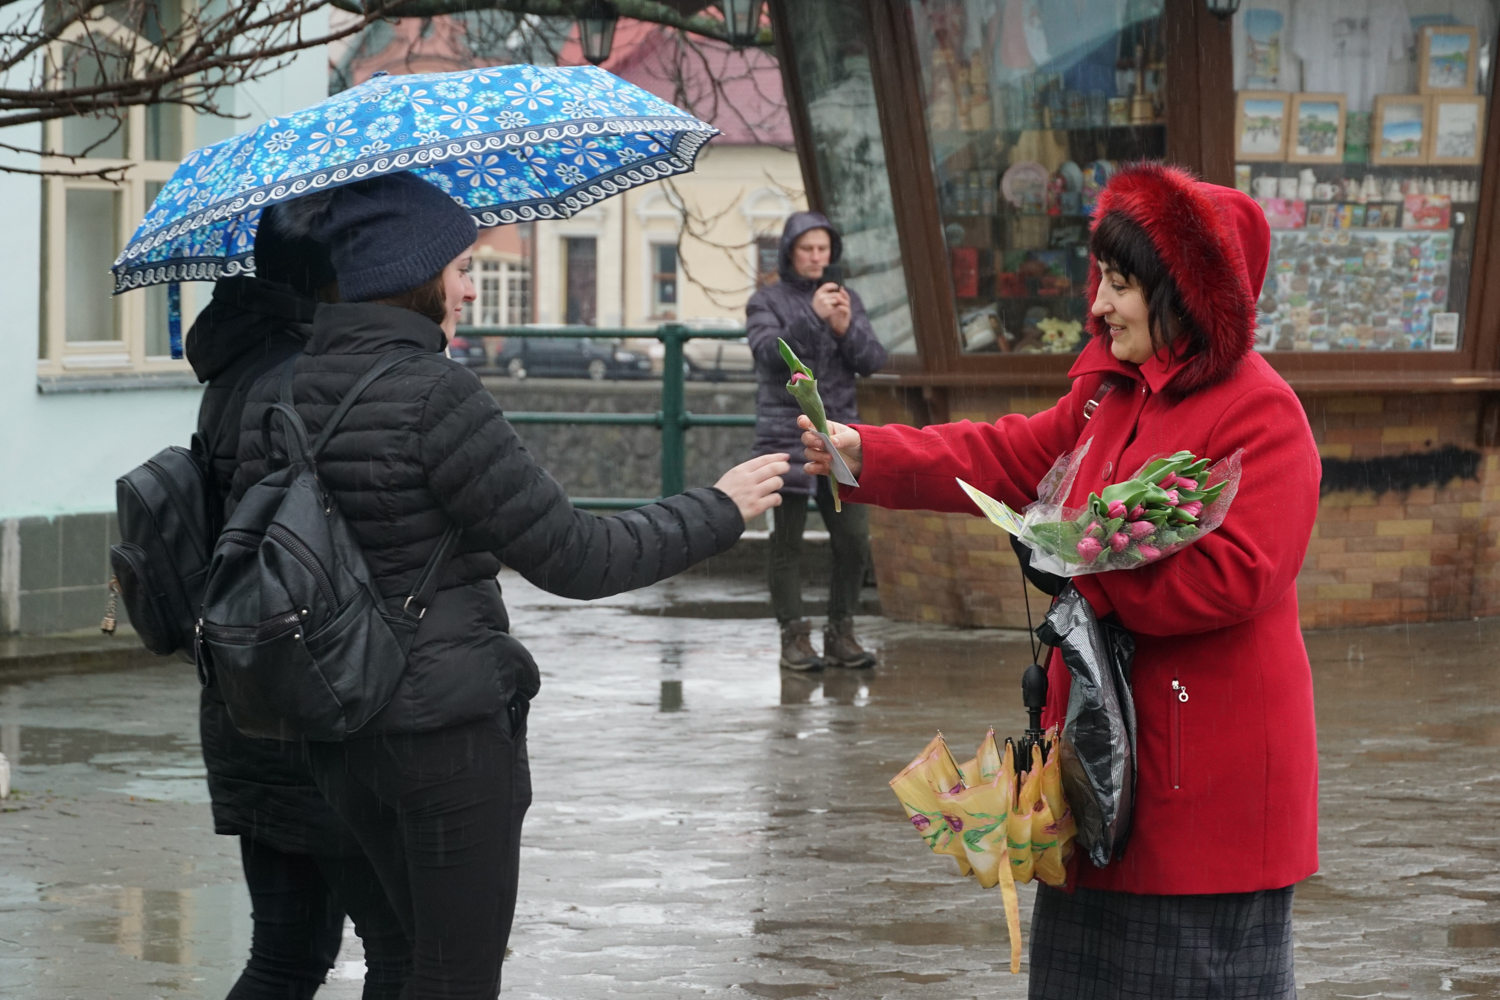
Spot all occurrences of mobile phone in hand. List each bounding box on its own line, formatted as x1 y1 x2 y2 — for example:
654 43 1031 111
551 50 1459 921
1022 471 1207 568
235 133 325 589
821 263 844 288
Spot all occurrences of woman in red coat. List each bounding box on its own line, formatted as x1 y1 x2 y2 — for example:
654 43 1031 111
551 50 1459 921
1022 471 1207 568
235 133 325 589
802 163 1320 998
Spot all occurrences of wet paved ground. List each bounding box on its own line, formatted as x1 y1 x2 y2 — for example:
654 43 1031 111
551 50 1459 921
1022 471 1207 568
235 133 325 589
0 571 1497 999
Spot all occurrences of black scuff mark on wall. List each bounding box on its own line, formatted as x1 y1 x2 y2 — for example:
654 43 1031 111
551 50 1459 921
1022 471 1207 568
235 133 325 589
1320 445 1482 497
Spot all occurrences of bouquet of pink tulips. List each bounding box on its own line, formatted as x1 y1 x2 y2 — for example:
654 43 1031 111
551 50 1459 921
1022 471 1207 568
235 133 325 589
960 445 1242 577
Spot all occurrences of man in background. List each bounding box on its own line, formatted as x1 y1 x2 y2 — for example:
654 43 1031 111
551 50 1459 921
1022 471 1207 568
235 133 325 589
746 212 888 671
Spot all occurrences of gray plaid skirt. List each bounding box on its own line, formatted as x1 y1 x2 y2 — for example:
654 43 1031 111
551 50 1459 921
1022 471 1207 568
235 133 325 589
1028 884 1297 1000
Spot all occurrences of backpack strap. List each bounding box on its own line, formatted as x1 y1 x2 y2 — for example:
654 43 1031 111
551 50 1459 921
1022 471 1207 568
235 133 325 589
309 349 426 461
401 524 463 622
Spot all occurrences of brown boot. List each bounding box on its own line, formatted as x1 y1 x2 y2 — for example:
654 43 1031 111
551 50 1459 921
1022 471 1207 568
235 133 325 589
823 618 876 669
779 620 824 672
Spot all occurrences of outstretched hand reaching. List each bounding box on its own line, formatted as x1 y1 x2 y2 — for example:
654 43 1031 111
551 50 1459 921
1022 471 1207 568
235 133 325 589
714 453 790 523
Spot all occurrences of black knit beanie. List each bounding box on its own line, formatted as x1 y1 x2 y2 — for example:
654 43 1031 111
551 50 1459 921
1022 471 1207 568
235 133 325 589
275 172 477 302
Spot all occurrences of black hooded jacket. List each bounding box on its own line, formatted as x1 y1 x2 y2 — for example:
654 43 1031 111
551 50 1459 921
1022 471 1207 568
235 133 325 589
746 211 887 495
189 277 362 857
230 302 744 735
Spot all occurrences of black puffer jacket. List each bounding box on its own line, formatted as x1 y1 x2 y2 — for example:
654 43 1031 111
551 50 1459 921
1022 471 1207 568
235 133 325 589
189 278 362 857
231 302 744 735
746 211 887 495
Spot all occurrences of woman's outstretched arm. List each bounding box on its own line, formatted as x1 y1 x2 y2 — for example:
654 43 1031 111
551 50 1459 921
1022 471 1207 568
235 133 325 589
801 376 1099 513
421 364 786 601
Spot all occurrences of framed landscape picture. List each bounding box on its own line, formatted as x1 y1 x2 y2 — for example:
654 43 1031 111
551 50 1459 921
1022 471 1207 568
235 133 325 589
1428 95 1486 164
1235 91 1289 161
1288 93 1346 162
1419 25 1478 94
1373 95 1429 165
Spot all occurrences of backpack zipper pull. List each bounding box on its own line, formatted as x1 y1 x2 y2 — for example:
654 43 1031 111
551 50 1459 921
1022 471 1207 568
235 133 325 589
100 577 120 635
1172 678 1189 702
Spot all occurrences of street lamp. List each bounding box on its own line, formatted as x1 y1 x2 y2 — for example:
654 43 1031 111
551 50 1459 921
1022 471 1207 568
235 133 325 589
577 0 619 65
1203 0 1241 20
721 0 765 49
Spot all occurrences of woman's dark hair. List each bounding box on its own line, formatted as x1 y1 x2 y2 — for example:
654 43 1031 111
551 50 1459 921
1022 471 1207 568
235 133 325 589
1089 211 1202 361
377 271 448 325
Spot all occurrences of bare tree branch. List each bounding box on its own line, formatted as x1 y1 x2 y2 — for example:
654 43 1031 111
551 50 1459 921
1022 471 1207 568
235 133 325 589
1 0 769 177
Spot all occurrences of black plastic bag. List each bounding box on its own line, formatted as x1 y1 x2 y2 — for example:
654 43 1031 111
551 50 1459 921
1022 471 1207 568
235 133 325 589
1035 583 1137 868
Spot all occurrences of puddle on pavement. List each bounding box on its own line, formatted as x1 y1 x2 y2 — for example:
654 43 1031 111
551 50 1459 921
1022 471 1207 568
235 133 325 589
1449 922 1500 948
43 882 251 968
19 726 195 767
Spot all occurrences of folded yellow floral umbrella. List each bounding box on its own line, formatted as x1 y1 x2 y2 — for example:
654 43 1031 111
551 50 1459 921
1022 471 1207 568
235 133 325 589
889 724 1075 974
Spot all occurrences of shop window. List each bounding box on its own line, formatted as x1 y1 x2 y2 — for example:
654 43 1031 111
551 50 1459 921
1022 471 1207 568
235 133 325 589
564 236 598 326
908 0 1168 355
755 235 780 287
1233 1 1498 353
779 0 918 353
651 242 679 318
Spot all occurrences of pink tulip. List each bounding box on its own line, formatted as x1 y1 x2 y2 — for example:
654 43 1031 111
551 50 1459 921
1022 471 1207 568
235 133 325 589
791 372 812 383
1128 505 1146 520
1179 501 1203 517
1109 532 1129 553
1137 543 1161 560
1177 477 1198 491
1107 500 1127 519
1163 489 1180 506
1076 536 1104 561
1084 521 1103 538
1159 473 1178 489
1129 520 1156 540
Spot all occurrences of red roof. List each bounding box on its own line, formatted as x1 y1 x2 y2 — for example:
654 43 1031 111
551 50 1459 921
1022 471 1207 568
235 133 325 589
558 20 792 146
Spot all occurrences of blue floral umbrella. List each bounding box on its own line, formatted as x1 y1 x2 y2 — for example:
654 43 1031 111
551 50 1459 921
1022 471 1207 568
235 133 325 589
111 64 719 298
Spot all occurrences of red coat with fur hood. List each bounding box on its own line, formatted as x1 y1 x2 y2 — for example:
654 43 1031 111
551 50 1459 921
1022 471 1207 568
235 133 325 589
848 164 1321 895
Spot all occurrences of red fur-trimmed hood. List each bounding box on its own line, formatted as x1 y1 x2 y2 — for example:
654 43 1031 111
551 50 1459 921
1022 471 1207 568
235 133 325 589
1084 163 1269 397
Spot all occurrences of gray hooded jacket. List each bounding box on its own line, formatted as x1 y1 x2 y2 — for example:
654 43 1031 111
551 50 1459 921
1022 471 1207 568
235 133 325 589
747 212 888 495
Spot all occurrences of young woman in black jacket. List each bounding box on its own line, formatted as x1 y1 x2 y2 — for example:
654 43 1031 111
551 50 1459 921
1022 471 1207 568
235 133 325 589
229 172 788 999
189 220 412 999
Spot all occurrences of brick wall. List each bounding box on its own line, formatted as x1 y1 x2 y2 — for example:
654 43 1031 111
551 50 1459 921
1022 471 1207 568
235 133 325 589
857 384 1500 630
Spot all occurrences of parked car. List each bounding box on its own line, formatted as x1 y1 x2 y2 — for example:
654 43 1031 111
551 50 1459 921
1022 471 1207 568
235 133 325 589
496 336 653 380
446 334 488 368
683 336 754 381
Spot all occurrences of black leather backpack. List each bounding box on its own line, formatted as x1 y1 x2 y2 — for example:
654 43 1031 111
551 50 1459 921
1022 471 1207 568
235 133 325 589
108 439 217 656
197 349 459 741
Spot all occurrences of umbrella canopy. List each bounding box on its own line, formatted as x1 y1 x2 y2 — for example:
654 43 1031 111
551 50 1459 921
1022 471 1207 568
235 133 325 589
112 64 719 293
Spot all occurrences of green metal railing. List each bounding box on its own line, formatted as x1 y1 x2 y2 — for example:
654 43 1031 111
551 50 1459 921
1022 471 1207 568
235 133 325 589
458 323 757 509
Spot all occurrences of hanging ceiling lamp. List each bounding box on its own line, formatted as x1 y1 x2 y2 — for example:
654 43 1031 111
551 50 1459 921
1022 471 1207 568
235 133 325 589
578 0 620 65
1203 0 1241 20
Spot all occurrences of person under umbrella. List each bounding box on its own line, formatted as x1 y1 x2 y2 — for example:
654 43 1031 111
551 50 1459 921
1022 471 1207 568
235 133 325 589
188 217 412 999
229 171 790 999
801 163 1320 1000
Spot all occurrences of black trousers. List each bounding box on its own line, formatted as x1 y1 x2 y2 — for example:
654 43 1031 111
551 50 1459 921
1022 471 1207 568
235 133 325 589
768 476 870 625
228 838 412 1000
308 708 532 1000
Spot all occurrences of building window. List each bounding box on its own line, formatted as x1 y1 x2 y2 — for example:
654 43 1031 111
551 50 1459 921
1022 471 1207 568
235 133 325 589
651 242 679 318
39 29 200 375
755 235 780 288
463 258 532 327
564 236 597 326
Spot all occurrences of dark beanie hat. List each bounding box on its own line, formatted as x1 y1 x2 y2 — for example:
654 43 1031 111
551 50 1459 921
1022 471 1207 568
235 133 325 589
275 172 477 302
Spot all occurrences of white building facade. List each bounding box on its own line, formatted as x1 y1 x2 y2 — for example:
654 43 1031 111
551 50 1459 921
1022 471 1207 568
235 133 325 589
0 21 328 634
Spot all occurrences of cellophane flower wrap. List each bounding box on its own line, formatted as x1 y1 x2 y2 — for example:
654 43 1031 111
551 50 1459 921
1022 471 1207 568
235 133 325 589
1017 443 1242 578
